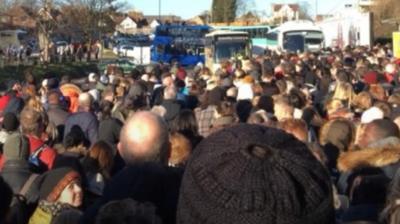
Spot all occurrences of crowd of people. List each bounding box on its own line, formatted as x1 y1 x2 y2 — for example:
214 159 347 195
0 44 399 224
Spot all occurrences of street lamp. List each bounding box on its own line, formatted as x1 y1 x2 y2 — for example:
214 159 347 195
159 0 161 21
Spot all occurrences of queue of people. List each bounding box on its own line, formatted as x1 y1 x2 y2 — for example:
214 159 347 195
0 44 399 224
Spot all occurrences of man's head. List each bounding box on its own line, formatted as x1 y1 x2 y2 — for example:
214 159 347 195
161 73 173 87
163 86 177 100
20 107 44 137
357 119 400 147
118 111 170 165
47 90 61 106
78 92 93 112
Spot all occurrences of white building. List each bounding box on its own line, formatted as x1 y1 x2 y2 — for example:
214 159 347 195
316 5 373 48
271 4 299 22
120 17 137 30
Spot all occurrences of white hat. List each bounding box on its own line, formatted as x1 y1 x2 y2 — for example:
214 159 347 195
88 72 97 83
237 83 253 100
361 106 384 124
100 75 109 84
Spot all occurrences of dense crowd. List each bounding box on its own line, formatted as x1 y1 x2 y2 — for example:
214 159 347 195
0 44 400 224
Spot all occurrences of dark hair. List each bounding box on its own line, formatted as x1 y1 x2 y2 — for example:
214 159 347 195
236 100 253 123
64 125 86 148
289 88 307 109
170 109 199 137
100 100 114 120
96 199 162 224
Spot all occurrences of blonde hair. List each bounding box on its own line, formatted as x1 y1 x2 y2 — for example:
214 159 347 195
332 82 354 105
352 91 373 111
26 96 45 113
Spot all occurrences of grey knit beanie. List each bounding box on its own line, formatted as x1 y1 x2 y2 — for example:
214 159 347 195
177 124 334 224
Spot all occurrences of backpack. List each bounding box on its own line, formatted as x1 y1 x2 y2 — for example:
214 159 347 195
28 144 46 168
10 174 39 224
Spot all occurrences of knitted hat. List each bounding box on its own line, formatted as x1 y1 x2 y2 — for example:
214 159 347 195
177 124 334 224
2 112 19 132
3 133 29 161
39 168 80 202
361 106 384 124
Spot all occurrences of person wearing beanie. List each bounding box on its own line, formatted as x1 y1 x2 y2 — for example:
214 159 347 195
1 133 41 224
29 168 82 224
177 124 335 224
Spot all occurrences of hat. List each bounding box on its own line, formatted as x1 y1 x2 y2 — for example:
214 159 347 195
3 133 29 161
177 124 334 224
88 73 97 83
39 168 80 202
237 83 254 100
100 75 109 84
2 112 19 132
361 106 384 124
363 71 378 85
47 78 59 89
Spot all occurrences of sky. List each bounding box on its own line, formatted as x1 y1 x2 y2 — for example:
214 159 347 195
124 0 357 19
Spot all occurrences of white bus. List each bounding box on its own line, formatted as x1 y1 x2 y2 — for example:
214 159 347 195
0 29 28 49
266 20 324 53
205 30 251 71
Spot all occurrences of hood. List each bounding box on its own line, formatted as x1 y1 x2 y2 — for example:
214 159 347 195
337 143 400 172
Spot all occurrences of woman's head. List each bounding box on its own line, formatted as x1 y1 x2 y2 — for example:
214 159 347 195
333 82 354 103
39 168 82 207
168 132 192 167
89 141 114 174
170 109 199 137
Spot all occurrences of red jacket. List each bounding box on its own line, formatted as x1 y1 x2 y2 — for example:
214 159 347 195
0 94 11 112
27 135 57 171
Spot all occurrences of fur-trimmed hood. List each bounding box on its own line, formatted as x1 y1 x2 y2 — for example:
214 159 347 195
338 141 400 172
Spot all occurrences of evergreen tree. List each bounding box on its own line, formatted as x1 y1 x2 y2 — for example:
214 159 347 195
211 0 223 23
224 0 237 23
212 0 237 23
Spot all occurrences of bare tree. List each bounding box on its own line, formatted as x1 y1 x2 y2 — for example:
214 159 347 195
369 0 400 37
236 0 256 17
298 1 312 20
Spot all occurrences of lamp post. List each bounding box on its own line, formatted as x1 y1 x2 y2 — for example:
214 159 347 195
159 0 161 21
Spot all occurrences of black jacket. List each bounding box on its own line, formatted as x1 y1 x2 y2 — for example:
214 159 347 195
82 163 183 224
161 99 182 123
64 111 98 146
1 160 39 203
98 118 123 151
47 104 69 127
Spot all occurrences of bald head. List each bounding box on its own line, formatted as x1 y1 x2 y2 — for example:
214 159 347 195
78 92 93 109
118 111 169 165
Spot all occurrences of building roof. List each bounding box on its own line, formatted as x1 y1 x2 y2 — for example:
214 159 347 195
272 4 300 12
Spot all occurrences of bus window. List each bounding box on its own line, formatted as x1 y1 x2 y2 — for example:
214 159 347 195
266 32 278 41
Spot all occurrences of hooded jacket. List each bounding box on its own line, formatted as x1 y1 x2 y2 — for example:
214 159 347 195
337 137 400 204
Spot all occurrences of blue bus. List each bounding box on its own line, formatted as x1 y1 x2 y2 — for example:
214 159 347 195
151 25 210 66
211 25 276 54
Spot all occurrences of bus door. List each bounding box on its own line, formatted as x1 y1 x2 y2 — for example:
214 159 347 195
283 34 304 53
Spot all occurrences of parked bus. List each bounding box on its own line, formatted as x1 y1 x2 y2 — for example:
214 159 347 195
0 29 28 49
205 30 251 72
212 25 275 54
151 25 210 66
266 20 324 52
